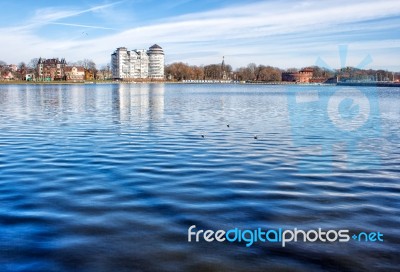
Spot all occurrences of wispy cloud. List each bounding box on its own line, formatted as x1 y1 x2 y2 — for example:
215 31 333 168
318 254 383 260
1 0 400 70
48 22 116 30
23 2 124 30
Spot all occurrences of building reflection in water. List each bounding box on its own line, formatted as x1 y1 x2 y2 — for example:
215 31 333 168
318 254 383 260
0 84 165 129
1 85 65 121
111 83 165 127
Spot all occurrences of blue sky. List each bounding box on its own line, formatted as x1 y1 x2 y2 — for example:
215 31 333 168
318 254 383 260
1 0 399 70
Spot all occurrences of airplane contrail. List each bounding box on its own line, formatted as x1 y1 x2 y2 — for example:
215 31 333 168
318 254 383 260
49 22 116 30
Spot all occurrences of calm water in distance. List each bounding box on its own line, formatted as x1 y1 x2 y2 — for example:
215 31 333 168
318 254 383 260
0 84 399 272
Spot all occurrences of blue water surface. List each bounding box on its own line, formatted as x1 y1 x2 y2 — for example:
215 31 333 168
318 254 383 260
0 84 399 272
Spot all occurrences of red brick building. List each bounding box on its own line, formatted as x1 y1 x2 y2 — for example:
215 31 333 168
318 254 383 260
282 67 314 83
37 58 67 81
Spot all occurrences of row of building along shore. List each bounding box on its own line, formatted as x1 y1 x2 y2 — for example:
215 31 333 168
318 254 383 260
2 43 399 83
1 44 165 82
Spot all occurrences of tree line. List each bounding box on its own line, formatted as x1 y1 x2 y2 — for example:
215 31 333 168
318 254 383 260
1 58 399 82
165 62 399 82
164 62 330 82
165 62 283 82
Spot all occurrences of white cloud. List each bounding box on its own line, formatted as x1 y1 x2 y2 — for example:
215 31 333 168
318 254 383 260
1 0 400 70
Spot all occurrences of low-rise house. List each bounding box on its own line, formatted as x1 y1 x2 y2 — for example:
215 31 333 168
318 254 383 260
64 66 85 81
25 73 35 81
8 64 17 72
85 70 94 81
1 71 14 80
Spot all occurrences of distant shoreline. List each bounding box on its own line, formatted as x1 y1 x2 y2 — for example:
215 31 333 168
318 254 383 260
336 82 400 87
0 80 301 85
0 80 399 87
0 81 317 86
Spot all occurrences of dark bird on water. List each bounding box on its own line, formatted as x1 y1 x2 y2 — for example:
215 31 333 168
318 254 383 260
254 135 258 140
201 134 205 138
227 124 230 128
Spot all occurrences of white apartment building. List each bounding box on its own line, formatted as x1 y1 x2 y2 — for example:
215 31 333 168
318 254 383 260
111 44 164 80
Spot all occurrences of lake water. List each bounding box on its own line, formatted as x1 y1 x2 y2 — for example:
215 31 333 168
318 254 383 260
0 84 399 272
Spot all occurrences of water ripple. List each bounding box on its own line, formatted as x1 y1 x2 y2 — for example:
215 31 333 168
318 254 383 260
0 84 399 271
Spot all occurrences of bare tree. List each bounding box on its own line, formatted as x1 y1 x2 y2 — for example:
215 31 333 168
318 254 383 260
16 62 27 80
204 64 221 80
98 64 112 80
76 59 96 70
0 61 7 77
192 65 204 80
286 68 299 73
27 58 40 78
74 59 97 80
165 62 192 81
28 58 39 69
107 63 111 79
247 63 257 80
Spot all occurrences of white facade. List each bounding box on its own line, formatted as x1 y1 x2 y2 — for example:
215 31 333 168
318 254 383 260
148 44 165 79
111 44 164 80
